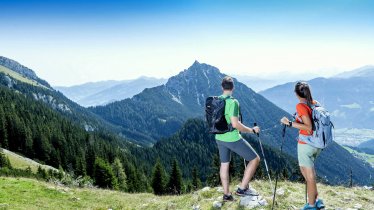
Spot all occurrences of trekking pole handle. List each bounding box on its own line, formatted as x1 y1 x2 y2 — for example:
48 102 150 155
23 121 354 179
253 123 259 137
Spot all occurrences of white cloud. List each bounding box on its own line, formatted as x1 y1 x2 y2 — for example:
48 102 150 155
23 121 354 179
331 110 346 118
340 103 361 109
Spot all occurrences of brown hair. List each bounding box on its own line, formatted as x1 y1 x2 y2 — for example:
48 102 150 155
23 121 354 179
294 81 313 107
221 76 234 90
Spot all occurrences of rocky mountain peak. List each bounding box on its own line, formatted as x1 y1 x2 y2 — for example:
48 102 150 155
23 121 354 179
164 61 225 106
192 60 200 66
0 56 38 80
166 61 222 88
0 56 51 88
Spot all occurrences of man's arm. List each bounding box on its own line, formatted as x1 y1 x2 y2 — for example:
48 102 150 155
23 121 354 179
231 116 260 133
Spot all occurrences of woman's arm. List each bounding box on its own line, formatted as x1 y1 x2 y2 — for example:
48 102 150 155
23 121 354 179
281 116 312 133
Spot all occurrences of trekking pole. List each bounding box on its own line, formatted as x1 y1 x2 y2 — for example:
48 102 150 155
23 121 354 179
254 123 274 192
305 182 308 203
243 159 248 189
272 125 287 210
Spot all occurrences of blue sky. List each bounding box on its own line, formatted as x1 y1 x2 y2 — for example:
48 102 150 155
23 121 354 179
1 0 374 86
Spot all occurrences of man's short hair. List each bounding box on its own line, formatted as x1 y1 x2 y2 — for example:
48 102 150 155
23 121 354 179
221 76 234 90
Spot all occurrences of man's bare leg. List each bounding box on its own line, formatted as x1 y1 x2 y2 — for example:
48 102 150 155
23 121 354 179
220 162 230 195
240 156 260 189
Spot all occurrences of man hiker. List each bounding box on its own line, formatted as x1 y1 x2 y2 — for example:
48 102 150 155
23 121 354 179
215 76 261 202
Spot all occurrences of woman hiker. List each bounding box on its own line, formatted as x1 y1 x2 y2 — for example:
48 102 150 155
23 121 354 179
280 81 324 210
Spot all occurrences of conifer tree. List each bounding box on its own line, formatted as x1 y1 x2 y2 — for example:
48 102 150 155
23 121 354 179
37 166 48 180
125 162 138 192
0 107 8 149
93 157 118 189
25 166 32 175
281 168 289 180
112 158 127 191
192 167 202 190
151 159 167 195
85 146 96 177
167 158 183 195
0 150 11 168
207 154 221 187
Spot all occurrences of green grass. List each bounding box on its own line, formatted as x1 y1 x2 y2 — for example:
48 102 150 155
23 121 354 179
344 146 374 167
1 148 57 173
0 177 373 210
0 65 46 88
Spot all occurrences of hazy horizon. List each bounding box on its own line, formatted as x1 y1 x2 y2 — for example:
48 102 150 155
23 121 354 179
2 54 373 87
9 57 373 87
1 0 373 86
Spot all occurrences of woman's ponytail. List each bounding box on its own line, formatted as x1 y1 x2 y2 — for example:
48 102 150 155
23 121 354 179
295 81 313 107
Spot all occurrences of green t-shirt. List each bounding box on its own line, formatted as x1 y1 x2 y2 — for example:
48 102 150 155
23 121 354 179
215 94 242 142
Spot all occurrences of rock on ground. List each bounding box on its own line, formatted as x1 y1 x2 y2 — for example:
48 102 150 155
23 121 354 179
192 204 200 210
239 195 268 208
212 201 222 209
276 188 285 195
201 187 211 192
353 203 362 209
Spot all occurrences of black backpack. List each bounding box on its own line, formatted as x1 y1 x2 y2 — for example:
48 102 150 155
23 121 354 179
205 96 242 134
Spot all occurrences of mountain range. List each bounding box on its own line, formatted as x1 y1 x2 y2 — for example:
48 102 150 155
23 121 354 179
89 61 289 145
260 65 374 129
0 56 300 190
358 139 374 151
335 65 374 78
89 60 374 185
234 71 321 92
0 56 373 185
55 77 166 107
0 57 125 136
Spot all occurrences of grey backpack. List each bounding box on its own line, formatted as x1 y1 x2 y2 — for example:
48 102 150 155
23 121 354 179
299 103 334 149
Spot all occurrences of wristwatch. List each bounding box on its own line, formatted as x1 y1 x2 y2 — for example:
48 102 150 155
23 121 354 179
288 121 293 127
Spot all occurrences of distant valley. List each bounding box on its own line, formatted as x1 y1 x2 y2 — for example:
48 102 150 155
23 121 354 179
55 77 166 107
334 128 374 147
260 65 374 130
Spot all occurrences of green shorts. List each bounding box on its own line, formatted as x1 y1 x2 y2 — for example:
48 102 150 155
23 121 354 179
297 143 321 168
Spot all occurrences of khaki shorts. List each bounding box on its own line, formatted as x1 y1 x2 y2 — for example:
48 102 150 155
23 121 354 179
297 143 321 168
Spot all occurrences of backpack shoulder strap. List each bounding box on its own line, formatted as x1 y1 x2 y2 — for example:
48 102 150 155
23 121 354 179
218 95 232 100
313 100 321 107
224 95 233 100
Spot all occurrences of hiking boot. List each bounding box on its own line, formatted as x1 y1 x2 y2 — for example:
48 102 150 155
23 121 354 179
235 187 259 196
301 203 317 210
315 199 325 209
223 194 234 202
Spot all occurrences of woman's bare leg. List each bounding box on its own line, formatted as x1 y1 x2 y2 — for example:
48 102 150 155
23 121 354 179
301 166 317 205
